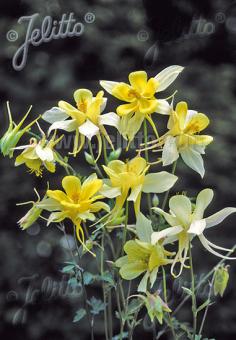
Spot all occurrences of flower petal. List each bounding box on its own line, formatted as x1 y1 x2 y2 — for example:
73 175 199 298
155 65 184 92
199 234 236 259
129 71 147 92
169 195 192 226
42 107 68 123
78 120 99 140
152 207 179 227
151 225 183 245
180 147 205 178
193 189 214 220
205 207 236 229
62 176 81 198
100 80 120 95
156 99 171 115
48 119 77 134
162 136 179 166
127 184 143 202
188 219 206 235
100 184 121 198
73 88 93 105
136 212 153 243
35 145 54 162
99 112 120 128
143 172 178 193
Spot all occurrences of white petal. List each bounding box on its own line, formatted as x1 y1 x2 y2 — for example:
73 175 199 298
136 212 153 243
155 99 171 115
188 219 206 235
151 225 183 245
127 184 142 202
180 147 205 178
48 119 77 134
35 145 54 162
162 136 179 166
138 272 149 293
205 207 236 229
185 110 198 126
193 189 214 220
78 120 99 140
169 195 192 226
42 107 68 123
100 80 119 95
99 112 120 128
12 144 32 150
153 207 179 227
142 172 178 194
100 184 121 198
155 65 184 92
101 97 107 113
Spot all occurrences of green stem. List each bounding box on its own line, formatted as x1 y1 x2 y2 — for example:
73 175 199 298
143 119 153 218
198 273 215 335
161 161 177 211
189 243 197 340
101 231 110 340
88 140 104 178
162 267 177 339
122 200 129 255
102 135 109 165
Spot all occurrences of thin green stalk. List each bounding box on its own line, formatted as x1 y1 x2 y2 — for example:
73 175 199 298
162 267 177 339
198 274 215 335
101 230 110 340
102 135 109 165
143 119 153 217
122 200 129 255
161 161 177 211
88 140 104 178
189 243 197 340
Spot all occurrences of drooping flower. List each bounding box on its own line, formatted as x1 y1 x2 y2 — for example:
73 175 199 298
42 89 120 158
0 102 39 158
116 213 179 292
147 101 213 177
13 127 65 176
101 156 177 216
100 66 184 143
37 175 110 250
153 189 236 277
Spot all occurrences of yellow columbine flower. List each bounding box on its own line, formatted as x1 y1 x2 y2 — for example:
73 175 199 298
0 102 39 158
153 189 236 277
14 128 64 177
42 89 120 158
38 175 110 249
101 156 177 216
116 213 177 292
151 101 213 177
100 66 184 142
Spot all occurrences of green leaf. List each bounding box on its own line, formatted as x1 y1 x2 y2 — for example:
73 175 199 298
136 212 153 242
182 287 193 296
112 332 128 340
97 271 115 286
61 264 75 273
196 299 211 313
127 298 143 315
73 308 86 323
83 272 95 285
88 297 106 315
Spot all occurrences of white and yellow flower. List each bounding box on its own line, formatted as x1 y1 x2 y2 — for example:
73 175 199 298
101 156 178 216
42 89 120 158
100 66 184 143
149 101 213 177
13 126 64 176
37 174 110 251
153 189 236 277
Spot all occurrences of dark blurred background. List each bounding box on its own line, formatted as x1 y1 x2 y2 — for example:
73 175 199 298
1 0 236 339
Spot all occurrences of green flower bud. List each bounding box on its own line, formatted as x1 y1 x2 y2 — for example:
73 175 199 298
84 151 95 165
0 103 39 158
145 292 171 324
108 148 122 161
152 194 159 207
214 265 229 297
18 205 42 230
